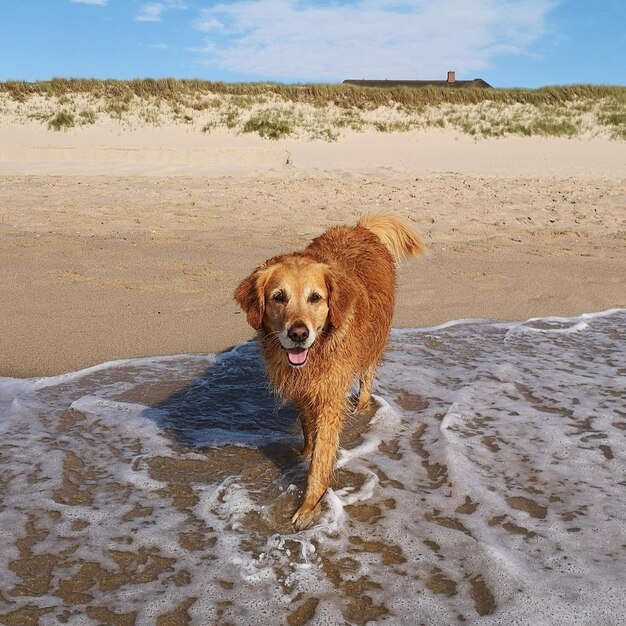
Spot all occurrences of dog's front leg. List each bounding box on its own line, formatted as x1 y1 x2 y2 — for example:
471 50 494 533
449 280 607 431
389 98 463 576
291 401 344 530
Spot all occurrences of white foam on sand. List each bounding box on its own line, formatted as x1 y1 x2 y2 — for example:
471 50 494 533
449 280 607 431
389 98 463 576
0 310 624 624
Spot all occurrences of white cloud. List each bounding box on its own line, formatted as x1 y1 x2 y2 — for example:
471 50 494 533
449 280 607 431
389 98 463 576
196 16 224 32
192 0 558 80
71 0 108 5
136 1 187 22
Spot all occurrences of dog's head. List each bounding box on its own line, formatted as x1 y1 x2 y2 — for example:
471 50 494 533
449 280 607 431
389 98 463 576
234 255 355 367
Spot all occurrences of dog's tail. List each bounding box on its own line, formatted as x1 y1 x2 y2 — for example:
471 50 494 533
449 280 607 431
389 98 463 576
358 212 426 261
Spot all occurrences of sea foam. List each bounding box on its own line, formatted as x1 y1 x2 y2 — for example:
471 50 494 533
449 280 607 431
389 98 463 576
0 310 624 624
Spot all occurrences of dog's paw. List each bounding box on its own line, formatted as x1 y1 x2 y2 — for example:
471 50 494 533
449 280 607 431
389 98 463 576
291 503 319 531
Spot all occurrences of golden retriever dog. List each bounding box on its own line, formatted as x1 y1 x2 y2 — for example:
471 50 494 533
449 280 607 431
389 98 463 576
234 213 424 529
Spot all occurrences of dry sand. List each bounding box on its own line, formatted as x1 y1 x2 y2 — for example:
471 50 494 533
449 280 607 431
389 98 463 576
1 123 625 377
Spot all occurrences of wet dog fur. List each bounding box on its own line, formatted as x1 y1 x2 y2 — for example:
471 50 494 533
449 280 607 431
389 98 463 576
234 213 424 529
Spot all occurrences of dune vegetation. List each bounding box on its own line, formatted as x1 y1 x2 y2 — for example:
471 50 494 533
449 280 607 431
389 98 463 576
1 78 625 140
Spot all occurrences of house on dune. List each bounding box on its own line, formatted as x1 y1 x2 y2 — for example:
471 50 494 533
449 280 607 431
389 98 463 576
343 71 492 89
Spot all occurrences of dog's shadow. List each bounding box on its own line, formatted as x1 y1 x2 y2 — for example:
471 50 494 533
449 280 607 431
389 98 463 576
140 340 376 533
141 342 311 530
146 341 298 449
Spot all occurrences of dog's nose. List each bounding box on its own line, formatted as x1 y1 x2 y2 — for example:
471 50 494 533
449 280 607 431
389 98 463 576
288 324 309 343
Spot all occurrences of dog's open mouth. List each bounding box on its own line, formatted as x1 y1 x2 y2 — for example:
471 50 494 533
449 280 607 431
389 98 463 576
285 347 308 366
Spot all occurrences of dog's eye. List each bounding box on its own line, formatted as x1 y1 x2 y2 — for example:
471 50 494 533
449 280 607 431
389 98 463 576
272 291 285 302
310 292 322 303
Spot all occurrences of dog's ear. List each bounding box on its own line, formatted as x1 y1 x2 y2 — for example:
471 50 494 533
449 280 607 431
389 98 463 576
234 266 270 330
325 267 357 330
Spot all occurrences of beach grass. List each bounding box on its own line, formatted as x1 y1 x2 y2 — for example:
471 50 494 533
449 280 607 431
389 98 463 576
2 78 625 140
242 108 295 139
48 110 75 131
2 77 623 106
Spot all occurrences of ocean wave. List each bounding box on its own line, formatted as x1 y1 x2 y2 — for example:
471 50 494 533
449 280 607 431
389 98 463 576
1 310 624 624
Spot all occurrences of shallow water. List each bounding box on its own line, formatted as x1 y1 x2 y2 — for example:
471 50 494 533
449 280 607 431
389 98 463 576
1 310 625 625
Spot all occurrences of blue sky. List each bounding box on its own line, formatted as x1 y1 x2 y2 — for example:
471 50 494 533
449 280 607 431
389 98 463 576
1 1 624 87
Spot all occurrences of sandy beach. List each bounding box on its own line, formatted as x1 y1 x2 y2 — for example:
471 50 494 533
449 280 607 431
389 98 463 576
1 103 625 625
1 123 624 377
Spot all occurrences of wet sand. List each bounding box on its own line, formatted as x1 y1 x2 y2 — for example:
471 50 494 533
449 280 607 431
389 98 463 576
2 312 624 623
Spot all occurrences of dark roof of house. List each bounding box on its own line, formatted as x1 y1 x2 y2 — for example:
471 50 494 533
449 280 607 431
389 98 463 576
343 78 492 89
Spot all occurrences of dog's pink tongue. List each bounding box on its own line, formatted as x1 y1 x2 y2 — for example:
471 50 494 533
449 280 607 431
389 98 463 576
287 348 308 365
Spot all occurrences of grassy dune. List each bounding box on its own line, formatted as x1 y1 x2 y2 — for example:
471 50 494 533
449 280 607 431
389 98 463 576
1 78 625 140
